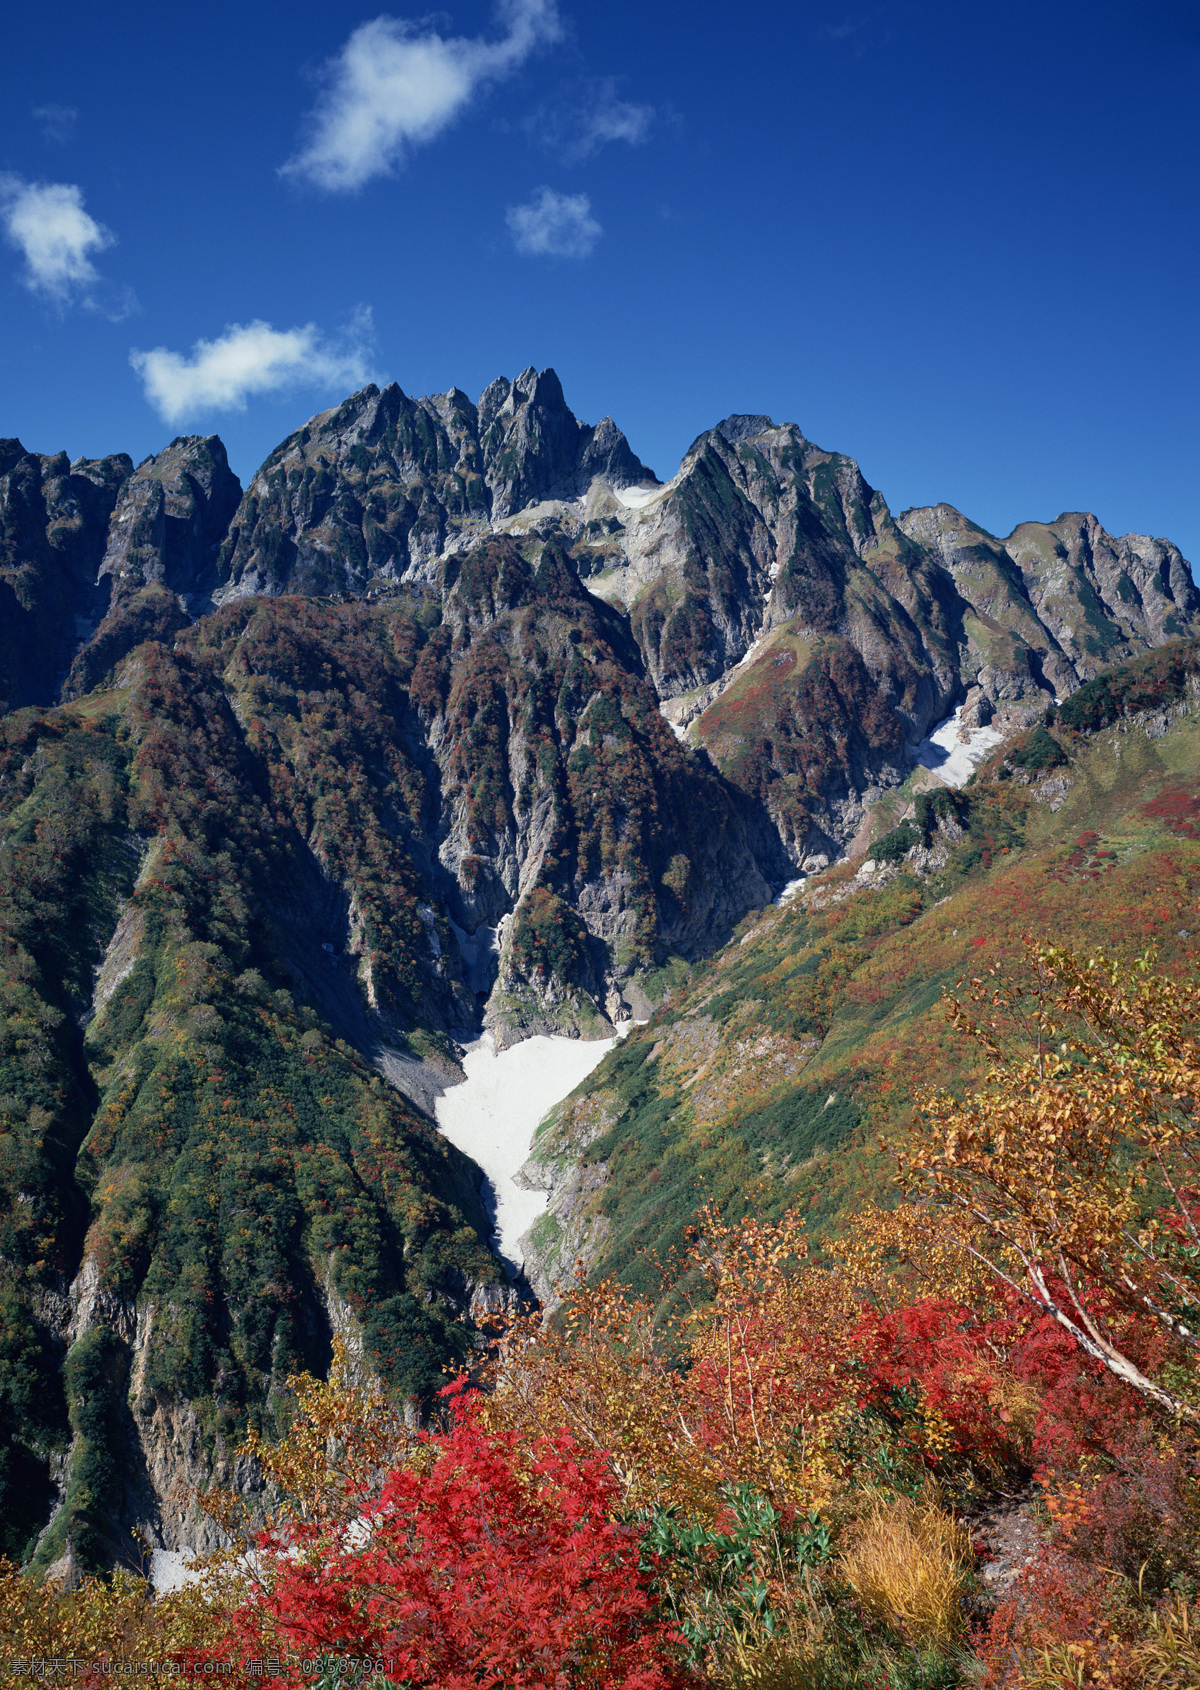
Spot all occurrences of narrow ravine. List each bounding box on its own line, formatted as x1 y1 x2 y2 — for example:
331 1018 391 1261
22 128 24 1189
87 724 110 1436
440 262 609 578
435 1031 620 1272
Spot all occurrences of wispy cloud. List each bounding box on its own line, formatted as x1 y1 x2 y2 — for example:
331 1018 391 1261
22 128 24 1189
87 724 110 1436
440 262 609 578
130 310 378 422
818 8 890 47
531 78 655 163
33 104 79 144
284 0 562 193
0 175 118 310
506 187 601 258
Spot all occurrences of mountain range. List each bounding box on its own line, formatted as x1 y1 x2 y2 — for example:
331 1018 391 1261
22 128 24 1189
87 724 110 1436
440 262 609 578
1 370 1197 1577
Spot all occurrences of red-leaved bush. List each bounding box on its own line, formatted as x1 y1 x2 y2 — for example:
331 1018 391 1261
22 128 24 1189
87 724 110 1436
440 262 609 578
976 1549 1136 1688
204 1383 689 1688
855 1297 1025 1471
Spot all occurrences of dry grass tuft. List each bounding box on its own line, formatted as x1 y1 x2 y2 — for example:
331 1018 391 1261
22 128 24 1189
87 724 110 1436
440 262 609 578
717 1640 830 1690
1132 1596 1200 1687
839 1489 973 1647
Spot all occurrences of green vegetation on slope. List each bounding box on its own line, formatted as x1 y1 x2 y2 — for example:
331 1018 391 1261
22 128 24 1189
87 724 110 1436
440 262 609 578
0 543 771 1567
0 633 501 1569
543 650 1200 1294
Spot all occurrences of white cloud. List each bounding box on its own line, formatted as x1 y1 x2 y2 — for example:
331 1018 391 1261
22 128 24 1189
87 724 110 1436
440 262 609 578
33 104 79 144
130 311 378 423
576 88 654 155
284 0 561 192
506 186 601 258
532 79 654 162
0 175 112 306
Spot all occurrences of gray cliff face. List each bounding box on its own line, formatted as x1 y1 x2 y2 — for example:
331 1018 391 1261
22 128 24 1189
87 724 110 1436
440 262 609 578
3 373 1199 886
409 536 775 1047
0 441 131 708
558 416 966 743
0 435 242 710
214 370 653 601
216 382 493 598
895 504 1081 705
62 437 242 701
895 503 1200 703
97 434 241 605
1004 513 1200 669
478 367 653 519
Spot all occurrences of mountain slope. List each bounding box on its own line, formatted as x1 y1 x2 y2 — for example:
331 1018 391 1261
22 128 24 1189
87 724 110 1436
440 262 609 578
5 372 1198 886
0 639 505 1574
0 563 772 1572
3 375 1200 1574
519 640 1200 1302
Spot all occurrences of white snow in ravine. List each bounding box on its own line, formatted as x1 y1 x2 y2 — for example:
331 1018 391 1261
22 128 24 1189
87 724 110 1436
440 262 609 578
911 704 1004 788
612 482 667 509
435 1032 619 1271
658 701 690 742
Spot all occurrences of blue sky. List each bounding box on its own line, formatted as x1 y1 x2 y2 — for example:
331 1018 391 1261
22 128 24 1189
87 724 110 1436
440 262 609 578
1 0 1197 560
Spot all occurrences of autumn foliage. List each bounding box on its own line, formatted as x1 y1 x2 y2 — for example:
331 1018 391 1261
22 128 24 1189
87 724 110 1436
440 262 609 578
210 1386 686 1688
6 943 1200 1688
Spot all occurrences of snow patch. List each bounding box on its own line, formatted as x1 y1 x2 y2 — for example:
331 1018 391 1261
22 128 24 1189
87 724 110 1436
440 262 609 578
151 1548 198 1593
775 876 806 905
612 483 666 509
435 1032 617 1271
911 705 1003 788
659 702 689 742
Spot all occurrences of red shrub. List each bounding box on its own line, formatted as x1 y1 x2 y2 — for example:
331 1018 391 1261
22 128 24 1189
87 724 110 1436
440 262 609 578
977 1551 1137 1688
855 1298 1027 1472
1061 1441 1200 1595
205 1386 688 1688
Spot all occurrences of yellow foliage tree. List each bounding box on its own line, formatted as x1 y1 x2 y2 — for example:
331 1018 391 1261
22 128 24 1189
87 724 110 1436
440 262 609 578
902 943 1200 1419
487 1208 861 1519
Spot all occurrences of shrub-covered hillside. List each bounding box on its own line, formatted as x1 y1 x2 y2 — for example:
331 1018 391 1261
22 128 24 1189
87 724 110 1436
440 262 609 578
0 630 509 1573
522 642 1200 1298
10 941 1200 1686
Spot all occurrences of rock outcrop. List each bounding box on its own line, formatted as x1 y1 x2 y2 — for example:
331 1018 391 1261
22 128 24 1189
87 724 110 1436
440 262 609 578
63 436 241 700
6 379 1197 881
213 370 653 601
0 440 131 709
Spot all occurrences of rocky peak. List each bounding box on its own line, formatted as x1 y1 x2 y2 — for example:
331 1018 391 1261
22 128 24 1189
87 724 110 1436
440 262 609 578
2 374 1198 884
98 434 241 604
213 369 654 600
0 438 26 477
55 436 245 702
1006 512 1200 658
715 413 778 444
899 502 1200 693
578 414 654 489
0 443 132 709
479 366 653 518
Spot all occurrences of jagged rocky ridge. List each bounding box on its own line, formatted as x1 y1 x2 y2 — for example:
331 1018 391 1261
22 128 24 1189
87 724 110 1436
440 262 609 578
1 370 1198 1575
9 367 1196 880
